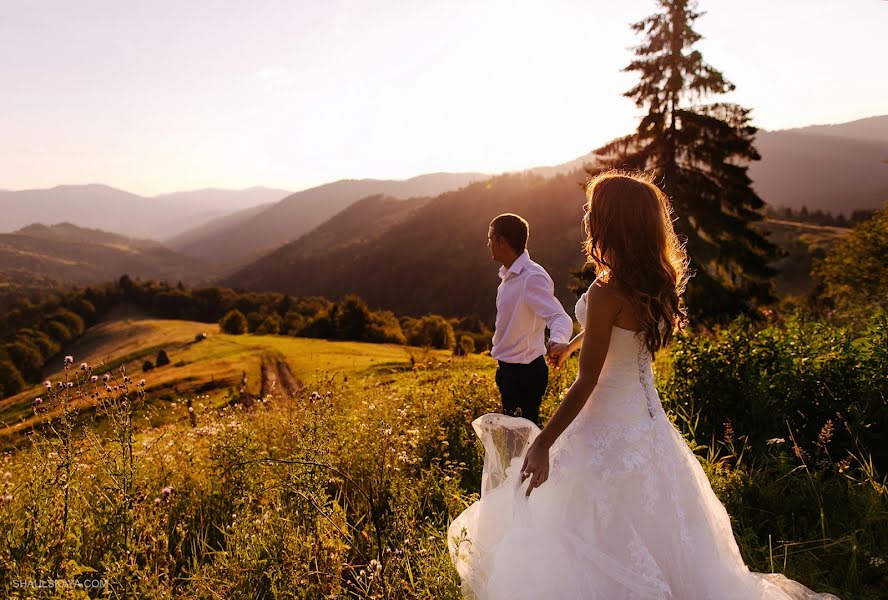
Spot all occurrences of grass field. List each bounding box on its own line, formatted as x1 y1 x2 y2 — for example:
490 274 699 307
0 315 467 446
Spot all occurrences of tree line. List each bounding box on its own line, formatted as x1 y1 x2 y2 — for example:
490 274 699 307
764 205 876 228
0 276 493 399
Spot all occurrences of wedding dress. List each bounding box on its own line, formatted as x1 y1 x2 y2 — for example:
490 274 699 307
447 287 839 599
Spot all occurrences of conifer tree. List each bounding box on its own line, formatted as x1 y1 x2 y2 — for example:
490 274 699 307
595 0 777 317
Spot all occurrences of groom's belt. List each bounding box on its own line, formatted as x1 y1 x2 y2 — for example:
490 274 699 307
496 354 546 368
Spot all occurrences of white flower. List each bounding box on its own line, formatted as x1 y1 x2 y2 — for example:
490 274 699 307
43 380 51 389
90 375 98 382
64 355 73 364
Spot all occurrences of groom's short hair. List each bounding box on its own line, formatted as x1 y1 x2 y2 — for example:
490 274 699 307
490 213 528 254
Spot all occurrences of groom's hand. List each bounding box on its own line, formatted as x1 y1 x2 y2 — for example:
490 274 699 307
546 342 570 370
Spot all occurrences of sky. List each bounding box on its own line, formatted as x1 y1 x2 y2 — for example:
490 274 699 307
1 0 886 196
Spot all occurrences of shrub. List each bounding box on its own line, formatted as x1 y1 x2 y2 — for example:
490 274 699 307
220 310 248 334
658 311 888 472
0 359 25 397
50 308 85 337
455 335 475 356
43 320 74 343
403 315 456 350
255 314 282 335
155 350 170 367
5 340 44 381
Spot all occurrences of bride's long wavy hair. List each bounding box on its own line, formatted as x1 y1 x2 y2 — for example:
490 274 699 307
583 171 689 356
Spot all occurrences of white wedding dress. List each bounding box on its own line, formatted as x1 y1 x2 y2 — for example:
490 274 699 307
448 288 839 599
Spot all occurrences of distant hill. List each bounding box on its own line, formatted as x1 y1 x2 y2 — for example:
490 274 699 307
520 115 888 215
222 171 589 322
222 171 862 320
167 173 487 268
0 184 290 240
0 222 214 286
749 115 888 214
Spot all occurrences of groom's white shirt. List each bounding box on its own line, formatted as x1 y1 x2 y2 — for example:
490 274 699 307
491 249 572 364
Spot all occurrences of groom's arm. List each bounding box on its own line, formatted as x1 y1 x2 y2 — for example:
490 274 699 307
524 273 573 345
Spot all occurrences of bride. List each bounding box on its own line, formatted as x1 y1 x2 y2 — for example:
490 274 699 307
447 172 839 599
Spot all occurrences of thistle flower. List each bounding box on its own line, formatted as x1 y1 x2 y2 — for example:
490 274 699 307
90 375 98 382
102 373 110 382
66 382 73 388
161 486 173 497
32 397 42 406
64 355 73 364
79 362 88 370
43 380 51 389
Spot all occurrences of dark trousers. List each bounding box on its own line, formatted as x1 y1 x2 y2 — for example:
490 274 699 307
495 354 549 426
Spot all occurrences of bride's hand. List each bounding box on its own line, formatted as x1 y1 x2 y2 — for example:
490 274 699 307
546 343 571 370
520 439 550 497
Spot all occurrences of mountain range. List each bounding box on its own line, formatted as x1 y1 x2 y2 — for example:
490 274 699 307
0 185 291 240
218 116 886 319
163 172 487 268
0 222 212 288
0 115 884 315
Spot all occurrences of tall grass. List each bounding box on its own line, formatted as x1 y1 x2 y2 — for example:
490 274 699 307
0 316 885 598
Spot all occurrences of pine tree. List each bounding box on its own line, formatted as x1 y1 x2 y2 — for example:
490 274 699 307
595 0 777 318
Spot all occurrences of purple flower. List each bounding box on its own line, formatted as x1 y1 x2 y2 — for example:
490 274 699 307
161 486 173 497
64 355 73 364
44 380 51 389
79 362 88 370
90 375 98 382
32 397 42 405
102 373 110 381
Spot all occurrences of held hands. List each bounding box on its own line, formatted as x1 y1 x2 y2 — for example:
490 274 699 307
545 341 571 370
520 438 550 497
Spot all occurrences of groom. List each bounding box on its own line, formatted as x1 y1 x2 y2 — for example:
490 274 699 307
487 213 572 426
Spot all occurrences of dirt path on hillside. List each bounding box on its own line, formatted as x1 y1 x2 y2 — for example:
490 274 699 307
258 354 302 401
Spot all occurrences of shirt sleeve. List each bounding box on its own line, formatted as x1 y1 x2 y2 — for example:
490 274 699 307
524 273 573 345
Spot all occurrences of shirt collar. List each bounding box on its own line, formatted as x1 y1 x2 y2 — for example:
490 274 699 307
498 249 530 280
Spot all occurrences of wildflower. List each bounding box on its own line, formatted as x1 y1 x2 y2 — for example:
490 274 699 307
310 391 321 401
1 494 11 503
43 380 51 389
161 486 173 497
2 472 10 480
64 355 73 364
154 498 161 506
139 379 145 387
869 556 886 567
91 375 98 382
66 382 73 388
32 397 42 406
79 362 88 370
102 373 110 381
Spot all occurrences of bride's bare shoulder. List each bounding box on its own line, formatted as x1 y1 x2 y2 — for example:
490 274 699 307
586 278 622 318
